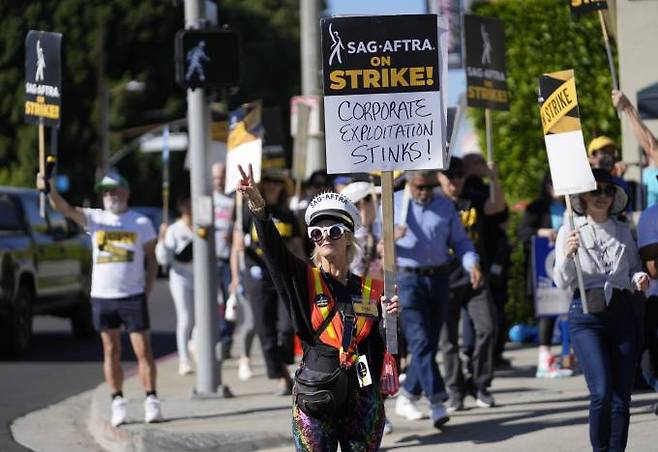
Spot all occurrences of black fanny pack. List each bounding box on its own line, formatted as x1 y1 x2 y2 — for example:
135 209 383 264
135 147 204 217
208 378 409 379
174 242 193 263
293 365 349 418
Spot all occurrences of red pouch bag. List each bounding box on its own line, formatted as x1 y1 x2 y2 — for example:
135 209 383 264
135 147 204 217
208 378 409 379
380 351 399 396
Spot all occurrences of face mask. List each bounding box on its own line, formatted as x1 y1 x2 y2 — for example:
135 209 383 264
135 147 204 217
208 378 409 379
103 196 125 214
597 153 615 171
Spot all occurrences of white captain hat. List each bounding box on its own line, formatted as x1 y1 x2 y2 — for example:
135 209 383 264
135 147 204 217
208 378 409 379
304 192 361 231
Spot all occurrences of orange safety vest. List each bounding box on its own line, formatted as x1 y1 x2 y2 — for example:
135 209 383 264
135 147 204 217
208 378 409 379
307 267 383 368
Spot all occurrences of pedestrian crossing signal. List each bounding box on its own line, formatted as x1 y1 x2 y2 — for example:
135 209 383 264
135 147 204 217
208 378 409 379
175 28 240 89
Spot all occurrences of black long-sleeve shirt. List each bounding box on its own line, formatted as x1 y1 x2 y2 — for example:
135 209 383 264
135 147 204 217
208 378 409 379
253 212 387 380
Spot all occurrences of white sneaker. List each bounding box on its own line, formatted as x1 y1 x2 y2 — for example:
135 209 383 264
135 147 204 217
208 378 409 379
144 395 163 423
110 397 127 427
395 393 427 421
238 357 253 381
383 417 394 434
178 360 193 376
430 402 450 429
187 339 196 363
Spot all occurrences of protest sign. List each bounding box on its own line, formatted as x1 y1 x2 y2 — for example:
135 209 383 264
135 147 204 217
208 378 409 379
224 101 262 195
539 69 594 312
463 15 508 111
25 30 62 127
569 0 607 15
321 14 447 174
532 236 571 316
539 69 596 196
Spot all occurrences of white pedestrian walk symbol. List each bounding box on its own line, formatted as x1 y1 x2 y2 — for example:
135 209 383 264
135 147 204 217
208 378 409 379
480 24 492 66
35 39 46 82
328 23 344 66
185 40 210 81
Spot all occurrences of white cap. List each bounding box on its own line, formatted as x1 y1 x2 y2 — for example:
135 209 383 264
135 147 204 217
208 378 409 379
304 192 361 231
340 181 375 203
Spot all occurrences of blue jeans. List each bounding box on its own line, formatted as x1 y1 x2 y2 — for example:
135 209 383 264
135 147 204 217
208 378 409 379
568 294 638 452
398 272 449 404
217 260 234 349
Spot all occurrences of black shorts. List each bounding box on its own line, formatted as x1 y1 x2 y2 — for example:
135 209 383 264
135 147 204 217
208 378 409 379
91 293 150 333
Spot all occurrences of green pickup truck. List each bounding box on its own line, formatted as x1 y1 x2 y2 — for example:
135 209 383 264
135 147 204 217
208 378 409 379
0 187 93 357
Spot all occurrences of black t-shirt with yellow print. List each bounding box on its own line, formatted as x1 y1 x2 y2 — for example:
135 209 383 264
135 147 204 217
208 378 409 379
242 203 301 269
449 196 487 287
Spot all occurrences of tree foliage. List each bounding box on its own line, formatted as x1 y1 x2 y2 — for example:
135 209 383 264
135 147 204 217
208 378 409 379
470 0 619 201
0 0 301 206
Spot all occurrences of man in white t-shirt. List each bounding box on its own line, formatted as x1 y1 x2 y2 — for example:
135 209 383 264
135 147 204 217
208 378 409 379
637 203 658 407
37 169 161 427
212 162 236 359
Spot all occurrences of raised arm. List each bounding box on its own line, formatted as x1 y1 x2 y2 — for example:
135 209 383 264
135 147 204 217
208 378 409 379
236 164 308 285
613 90 658 164
36 173 86 226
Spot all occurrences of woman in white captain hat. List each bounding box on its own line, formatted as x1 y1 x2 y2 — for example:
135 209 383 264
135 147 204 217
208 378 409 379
237 164 399 451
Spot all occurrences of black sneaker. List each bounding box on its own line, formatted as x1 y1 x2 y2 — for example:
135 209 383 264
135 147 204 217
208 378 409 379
446 396 464 413
494 356 512 370
475 389 495 408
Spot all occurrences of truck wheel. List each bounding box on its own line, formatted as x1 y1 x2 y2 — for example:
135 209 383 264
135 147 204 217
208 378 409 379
71 295 94 339
3 285 33 357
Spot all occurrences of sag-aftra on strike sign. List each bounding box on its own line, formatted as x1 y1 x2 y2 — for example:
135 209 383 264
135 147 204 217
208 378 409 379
321 15 447 174
24 30 62 126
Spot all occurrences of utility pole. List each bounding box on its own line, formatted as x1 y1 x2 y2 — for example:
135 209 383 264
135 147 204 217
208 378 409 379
184 0 221 395
300 0 325 176
96 17 109 181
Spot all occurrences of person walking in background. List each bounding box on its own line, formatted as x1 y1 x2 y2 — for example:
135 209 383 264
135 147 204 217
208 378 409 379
340 180 382 279
236 164 399 450
393 170 482 429
554 168 649 451
156 196 195 376
37 170 162 427
436 157 501 412
519 173 575 378
462 153 512 369
237 168 303 395
612 89 658 207
211 162 236 360
635 191 658 410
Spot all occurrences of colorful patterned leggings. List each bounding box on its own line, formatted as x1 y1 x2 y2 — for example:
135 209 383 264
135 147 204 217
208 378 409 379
292 383 385 451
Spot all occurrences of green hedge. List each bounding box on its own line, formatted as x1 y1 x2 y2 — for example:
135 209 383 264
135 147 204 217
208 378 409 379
469 0 620 324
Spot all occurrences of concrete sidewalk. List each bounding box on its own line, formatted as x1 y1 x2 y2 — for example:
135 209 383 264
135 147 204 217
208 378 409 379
62 345 658 451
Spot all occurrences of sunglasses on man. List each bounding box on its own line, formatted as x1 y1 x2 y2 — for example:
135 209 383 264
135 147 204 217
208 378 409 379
307 224 349 243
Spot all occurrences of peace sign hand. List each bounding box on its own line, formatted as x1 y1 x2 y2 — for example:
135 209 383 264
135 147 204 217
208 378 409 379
237 164 265 210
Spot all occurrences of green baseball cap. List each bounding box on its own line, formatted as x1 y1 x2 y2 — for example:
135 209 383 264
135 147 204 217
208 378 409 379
95 171 130 192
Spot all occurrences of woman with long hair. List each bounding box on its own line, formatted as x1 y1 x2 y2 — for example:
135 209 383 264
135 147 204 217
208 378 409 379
156 196 195 375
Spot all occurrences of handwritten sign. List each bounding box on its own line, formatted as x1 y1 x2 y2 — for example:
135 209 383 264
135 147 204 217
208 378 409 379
321 15 447 174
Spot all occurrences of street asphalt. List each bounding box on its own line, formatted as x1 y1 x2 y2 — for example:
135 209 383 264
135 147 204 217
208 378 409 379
12 338 658 451
0 278 177 451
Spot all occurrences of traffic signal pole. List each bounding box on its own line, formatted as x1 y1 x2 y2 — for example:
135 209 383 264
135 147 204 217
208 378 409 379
184 0 221 395
300 0 325 176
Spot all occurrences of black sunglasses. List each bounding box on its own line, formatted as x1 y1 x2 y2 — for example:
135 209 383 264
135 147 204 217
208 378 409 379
589 184 616 198
412 184 436 191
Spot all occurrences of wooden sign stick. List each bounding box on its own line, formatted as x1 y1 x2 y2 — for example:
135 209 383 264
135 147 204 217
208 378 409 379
38 119 46 218
564 194 589 314
381 170 398 355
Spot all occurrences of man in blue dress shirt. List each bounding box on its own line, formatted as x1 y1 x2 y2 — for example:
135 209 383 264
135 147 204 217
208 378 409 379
393 170 482 429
